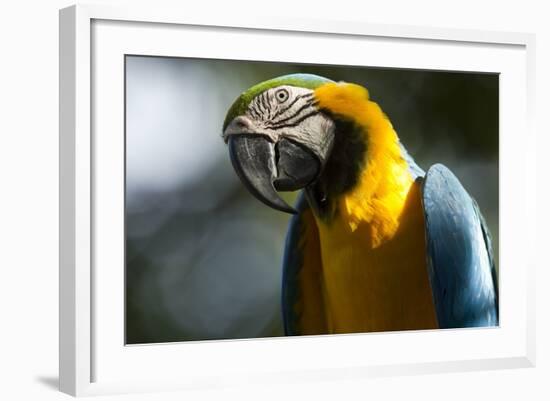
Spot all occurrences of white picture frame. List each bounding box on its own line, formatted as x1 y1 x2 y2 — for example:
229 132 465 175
59 4 536 397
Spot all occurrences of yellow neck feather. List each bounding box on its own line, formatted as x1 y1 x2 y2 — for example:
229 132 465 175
314 82 414 246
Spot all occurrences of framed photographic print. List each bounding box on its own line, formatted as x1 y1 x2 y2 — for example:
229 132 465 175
59 4 536 396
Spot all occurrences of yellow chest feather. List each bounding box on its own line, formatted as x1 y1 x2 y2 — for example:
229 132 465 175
316 181 437 333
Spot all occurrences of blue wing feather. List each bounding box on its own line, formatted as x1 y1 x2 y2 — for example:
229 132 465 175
421 164 498 328
472 197 499 320
281 192 310 336
281 192 327 336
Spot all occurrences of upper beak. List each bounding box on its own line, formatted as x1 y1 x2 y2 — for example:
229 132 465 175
225 117 321 214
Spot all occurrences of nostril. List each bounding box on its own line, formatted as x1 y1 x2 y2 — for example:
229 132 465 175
224 116 257 140
234 117 252 130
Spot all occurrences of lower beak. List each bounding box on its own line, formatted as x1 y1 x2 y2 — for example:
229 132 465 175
228 135 320 214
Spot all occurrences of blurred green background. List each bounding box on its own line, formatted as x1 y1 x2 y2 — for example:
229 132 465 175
125 56 498 344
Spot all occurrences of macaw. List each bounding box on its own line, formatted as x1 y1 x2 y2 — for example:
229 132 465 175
222 73 498 335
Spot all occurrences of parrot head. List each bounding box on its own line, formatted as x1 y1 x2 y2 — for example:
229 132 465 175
223 73 366 215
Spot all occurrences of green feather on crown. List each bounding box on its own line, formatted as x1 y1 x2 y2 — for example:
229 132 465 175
223 73 334 131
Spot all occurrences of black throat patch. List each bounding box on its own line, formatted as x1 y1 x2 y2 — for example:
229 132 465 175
305 114 367 220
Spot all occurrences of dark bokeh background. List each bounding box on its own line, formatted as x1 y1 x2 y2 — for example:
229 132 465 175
125 56 498 344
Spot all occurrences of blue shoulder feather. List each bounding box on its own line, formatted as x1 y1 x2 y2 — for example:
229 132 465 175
400 141 425 179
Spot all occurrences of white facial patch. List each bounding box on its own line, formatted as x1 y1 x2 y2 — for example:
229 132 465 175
232 86 336 165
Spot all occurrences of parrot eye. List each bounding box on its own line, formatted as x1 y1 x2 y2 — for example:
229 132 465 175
275 89 289 103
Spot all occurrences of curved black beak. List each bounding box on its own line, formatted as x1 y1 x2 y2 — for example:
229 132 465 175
228 135 320 214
